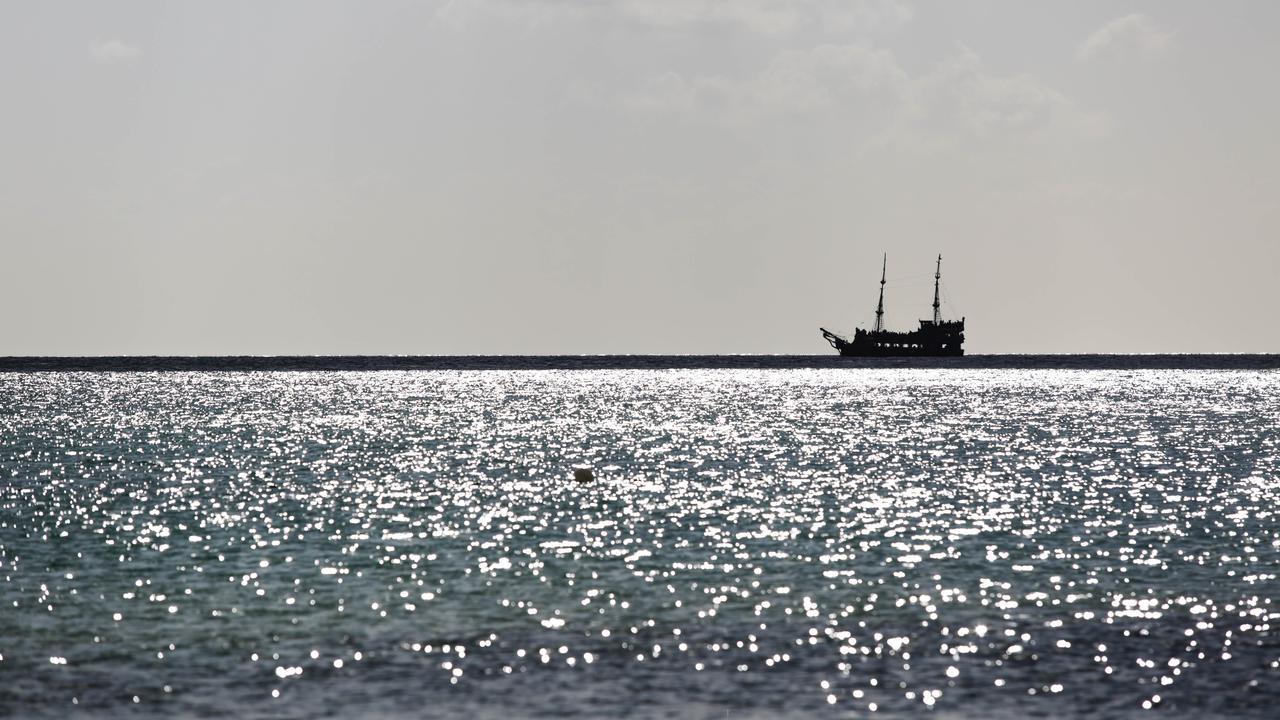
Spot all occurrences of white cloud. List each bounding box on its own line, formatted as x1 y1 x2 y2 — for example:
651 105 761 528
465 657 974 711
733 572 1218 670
909 46 1104 140
623 44 905 119
435 0 591 29
622 43 1108 148
618 0 912 34
1077 14 1175 62
623 72 704 115
89 39 142 63
752 43 906 109
436 0 913 34
619 0 805 34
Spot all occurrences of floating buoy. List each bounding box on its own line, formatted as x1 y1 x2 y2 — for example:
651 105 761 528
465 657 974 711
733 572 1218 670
573 467 594 483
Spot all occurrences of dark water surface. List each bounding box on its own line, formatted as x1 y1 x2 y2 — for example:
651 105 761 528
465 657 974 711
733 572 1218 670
1 367 1277 718
2 354 1279 371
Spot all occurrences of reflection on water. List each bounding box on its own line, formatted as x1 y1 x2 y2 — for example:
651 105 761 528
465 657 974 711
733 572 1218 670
0 369 1277 718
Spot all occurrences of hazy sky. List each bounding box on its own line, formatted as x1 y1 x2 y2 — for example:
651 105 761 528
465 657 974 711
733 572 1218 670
2 1 1277 354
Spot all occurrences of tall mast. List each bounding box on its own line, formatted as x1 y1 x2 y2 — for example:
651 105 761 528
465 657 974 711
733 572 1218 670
873 253 886 332
932 254 942 325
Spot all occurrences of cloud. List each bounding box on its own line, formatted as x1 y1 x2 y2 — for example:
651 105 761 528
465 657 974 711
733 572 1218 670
435 0 590 29
617 0 913 34
907 46 1106 140
89 39 142 63
888 48 1113 146
623 44 905 118
1077 14 1175 62
436 0 913 34
623 72 704 115
622 43 1108 148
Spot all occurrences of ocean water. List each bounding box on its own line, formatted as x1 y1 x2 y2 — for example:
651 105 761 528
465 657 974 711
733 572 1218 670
0 368 1277 718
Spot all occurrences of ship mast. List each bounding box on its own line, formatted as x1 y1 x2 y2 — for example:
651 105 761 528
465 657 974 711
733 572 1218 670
873 253 886 332
932 254 942 325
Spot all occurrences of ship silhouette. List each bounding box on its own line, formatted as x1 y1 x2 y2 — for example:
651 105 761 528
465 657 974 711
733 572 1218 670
820 254 965 356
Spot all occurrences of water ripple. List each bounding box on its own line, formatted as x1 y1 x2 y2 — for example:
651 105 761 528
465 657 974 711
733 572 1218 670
1 369 1277 718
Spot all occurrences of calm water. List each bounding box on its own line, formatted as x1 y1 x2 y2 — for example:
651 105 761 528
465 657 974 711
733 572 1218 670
1 369 1277 718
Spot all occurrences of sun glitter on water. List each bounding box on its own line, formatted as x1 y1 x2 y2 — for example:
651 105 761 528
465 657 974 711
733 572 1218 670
0 369 1277 718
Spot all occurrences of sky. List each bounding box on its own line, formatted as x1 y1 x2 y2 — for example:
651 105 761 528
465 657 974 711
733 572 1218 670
2 0 1278 355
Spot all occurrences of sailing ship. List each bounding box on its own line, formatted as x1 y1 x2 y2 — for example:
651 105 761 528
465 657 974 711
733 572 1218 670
820 254 965 356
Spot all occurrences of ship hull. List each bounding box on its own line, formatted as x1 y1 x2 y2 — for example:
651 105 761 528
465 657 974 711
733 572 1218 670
821 323 965 357
833 344 964 357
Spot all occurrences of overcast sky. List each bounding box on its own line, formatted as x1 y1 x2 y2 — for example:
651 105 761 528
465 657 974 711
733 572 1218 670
2 1 1277 354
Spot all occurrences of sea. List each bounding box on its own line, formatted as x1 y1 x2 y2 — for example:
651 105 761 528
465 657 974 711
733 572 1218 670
1 356 1277 718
